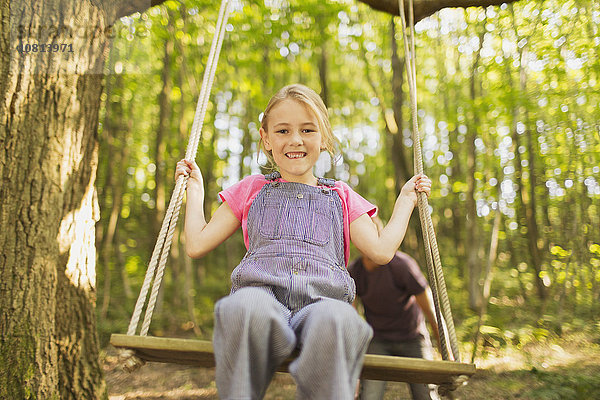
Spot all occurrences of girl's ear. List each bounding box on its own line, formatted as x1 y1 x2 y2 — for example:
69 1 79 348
260 127 272 151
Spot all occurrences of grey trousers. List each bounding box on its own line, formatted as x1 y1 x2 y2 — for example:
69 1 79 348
213 287 373 400
359 336 440 400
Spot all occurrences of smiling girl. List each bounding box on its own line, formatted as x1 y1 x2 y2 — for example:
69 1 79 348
175 84 431 399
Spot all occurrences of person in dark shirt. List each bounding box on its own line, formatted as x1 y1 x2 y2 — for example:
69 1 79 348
349 250 441 400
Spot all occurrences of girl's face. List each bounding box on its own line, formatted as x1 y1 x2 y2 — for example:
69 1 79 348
260 98 324 185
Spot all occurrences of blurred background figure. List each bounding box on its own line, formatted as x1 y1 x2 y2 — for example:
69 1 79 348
349 218 441 400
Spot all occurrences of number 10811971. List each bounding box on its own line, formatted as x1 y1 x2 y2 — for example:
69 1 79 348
16 43 74 53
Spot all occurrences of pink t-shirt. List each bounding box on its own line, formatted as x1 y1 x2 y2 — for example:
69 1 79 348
218 174 377 266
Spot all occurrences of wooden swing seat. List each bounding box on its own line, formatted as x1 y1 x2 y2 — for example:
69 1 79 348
110 334 476 385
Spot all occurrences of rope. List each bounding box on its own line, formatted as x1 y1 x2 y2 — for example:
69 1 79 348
397 0 461 364
121 0 231 370
140 0 231 337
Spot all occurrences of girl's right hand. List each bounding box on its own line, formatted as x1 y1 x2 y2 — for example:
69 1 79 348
399 173 431 206
175 159 204 190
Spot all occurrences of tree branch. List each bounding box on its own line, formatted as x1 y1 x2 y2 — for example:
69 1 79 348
97 0 522 27
357 0 521 22
93 0 168 25
118 0 167 20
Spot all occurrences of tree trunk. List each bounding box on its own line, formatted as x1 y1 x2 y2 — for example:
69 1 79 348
471 210 501 362
154 9 173 239
466 14 486 311
507 6 546 301
98 45 131 319
0 0 164 397
98 47 117 320
389 19 410 190
318 45 329 108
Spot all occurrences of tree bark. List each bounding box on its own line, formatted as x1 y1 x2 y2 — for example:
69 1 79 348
0 0 159 397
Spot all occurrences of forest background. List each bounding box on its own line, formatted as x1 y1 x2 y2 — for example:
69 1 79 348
96 0 598 397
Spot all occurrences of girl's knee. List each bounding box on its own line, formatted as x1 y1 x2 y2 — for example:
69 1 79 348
216 288 283 324
309 301 371 337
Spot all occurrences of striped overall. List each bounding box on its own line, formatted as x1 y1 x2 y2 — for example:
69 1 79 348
213 173 373 400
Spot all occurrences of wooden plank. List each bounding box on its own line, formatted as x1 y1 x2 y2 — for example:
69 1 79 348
110 334 476 385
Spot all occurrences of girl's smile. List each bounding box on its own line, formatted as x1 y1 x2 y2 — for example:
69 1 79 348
260 99 323 185
285 152 306 159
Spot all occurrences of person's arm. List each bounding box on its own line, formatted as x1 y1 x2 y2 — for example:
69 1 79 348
415 288 456 360
415 288 440 351
176 159 241 258
350 174 431 265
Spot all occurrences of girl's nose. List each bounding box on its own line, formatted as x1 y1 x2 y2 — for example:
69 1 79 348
289 130 303 145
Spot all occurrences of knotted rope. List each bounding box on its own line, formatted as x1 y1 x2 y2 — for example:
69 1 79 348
120 0 231 372
398 0 460 367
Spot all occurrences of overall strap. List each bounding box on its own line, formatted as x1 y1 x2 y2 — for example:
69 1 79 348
263 171 336 188
264 171 281 181
317 177 336 187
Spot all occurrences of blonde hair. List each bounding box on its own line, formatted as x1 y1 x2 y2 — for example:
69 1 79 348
258 84 339 168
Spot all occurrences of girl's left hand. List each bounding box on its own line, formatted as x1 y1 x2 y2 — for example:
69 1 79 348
399 174 431 205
